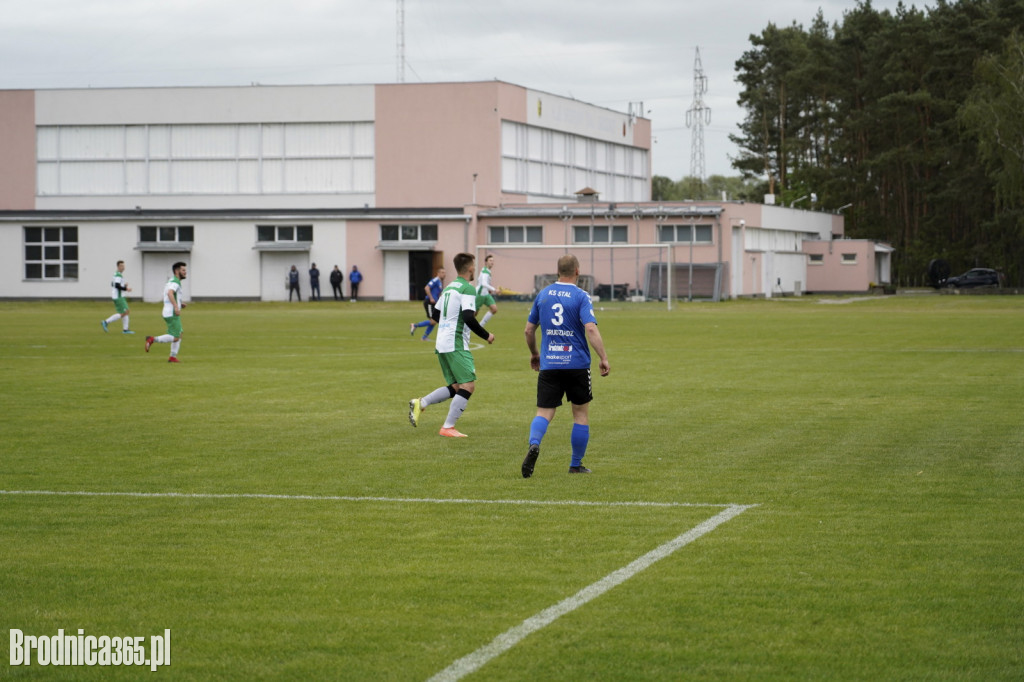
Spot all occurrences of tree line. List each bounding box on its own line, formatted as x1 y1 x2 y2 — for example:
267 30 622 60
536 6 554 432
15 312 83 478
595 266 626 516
658 0 1024 287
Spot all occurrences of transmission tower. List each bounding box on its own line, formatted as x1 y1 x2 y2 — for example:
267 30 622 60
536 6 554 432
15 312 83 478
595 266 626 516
685 47 711 185
396 0 406 83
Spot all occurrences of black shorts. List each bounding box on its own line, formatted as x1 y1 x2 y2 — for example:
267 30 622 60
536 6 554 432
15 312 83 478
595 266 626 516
423 299 438 321
537 368 593 408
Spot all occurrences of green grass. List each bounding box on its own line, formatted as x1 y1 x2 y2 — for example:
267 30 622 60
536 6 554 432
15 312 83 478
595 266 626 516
1 295 1022 680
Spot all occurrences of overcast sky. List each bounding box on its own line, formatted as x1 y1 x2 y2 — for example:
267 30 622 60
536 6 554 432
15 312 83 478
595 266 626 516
2 0 916 180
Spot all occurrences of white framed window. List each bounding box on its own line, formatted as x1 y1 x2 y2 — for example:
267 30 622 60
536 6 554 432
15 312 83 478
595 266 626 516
808 253 825 265
657 224 713 244
139 225 194 243
841 253 858 264
488 225 542 244
257 225 313 242
500 121 649 202
380 224 438 242
573 224 628 243
36 122 375 197
24 226 78 280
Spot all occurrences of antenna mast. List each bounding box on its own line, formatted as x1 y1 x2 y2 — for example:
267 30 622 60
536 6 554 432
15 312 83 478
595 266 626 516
685 47 711 188
396 0 406 83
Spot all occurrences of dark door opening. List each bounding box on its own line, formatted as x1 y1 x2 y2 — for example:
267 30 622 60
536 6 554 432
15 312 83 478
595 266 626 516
408 251 436 301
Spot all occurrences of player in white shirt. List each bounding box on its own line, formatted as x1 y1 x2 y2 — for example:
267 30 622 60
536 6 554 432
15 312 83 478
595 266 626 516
145 262 187 363
408 253 495 437
475 254 499 327
101 260 134 334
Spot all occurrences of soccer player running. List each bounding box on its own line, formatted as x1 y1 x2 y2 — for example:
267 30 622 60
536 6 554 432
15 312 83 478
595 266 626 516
101 260 134 334
521 254 610 477
475 253 499 327
410 267 445 340
145 262 187 363
409 254 494 437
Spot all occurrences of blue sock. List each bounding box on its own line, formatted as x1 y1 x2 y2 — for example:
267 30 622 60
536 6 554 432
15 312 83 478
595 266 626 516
421 327 434 339
529 416 549 446
413 320 430 328
570 424 589 467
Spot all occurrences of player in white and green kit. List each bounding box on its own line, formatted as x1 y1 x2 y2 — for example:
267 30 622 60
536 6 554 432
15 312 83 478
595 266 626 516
101 260 134 334
475 253 499 327
408 253 495 437
145 262 187 363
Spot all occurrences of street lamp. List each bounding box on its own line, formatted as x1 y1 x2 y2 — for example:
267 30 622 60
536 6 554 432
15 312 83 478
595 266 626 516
654 208 670 307
604 206 618 300
632 205 643 299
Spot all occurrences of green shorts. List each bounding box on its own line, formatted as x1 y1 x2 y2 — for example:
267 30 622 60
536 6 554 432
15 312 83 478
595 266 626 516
436 350 476 385
164 315 183 338
113 297 129 314
475 293 496 309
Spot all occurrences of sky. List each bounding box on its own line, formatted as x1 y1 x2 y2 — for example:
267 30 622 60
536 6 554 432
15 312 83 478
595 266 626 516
1 0 915 180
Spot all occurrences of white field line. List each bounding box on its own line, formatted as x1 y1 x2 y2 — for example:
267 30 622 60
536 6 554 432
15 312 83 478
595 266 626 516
0 489 737 509
427 504 756 682
0 489 756 680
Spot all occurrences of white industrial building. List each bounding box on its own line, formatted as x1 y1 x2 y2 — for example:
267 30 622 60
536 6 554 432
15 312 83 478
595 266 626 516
0 82 890 302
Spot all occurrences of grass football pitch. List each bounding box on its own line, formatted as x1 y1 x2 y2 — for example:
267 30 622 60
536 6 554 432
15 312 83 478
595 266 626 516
1 295 1022 680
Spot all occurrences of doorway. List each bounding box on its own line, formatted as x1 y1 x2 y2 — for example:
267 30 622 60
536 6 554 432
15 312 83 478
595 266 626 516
408 251 439 301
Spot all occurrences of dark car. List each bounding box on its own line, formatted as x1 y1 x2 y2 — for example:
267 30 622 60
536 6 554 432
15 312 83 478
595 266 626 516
945 268 1003 289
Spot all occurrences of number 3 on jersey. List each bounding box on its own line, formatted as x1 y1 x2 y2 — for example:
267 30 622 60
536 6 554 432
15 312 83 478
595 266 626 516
550 302 564 326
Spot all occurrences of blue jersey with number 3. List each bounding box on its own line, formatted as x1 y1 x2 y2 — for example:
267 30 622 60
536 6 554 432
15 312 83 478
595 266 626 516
528 282 597 370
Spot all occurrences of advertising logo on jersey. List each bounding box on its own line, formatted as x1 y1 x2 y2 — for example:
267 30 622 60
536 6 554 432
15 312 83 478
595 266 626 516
546 342 572 364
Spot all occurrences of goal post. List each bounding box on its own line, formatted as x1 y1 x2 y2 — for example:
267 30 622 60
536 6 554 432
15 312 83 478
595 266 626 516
474 243 725 308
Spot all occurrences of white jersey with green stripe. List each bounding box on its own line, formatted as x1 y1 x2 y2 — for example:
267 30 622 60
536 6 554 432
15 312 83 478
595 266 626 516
434 277 478 353
111 271 126 300
477 266 495 295
162 277 182 318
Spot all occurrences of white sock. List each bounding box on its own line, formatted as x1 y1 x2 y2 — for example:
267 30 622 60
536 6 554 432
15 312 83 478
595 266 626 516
122 315 130 331
422 386 453 407
442 394 469 428
104 313 121 324
170 340 181 356
481 311 494 326
155 334 174 343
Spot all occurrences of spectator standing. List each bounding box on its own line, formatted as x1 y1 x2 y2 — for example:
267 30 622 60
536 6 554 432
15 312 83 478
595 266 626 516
309 263 321 301
329 265 343 300
349 265 363 302
288 265 301 302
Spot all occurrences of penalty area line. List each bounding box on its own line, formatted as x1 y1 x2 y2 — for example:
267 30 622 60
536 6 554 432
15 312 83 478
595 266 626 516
427 503 757 682
0 489 741 509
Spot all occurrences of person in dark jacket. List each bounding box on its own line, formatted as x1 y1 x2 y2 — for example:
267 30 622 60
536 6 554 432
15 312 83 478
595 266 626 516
329 265 343 300
309 263 321 301
288 265 301 302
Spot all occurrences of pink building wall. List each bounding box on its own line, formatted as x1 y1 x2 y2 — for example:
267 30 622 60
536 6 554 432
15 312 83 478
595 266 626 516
375 82 521 208
0 90 36 210
804 240 876 292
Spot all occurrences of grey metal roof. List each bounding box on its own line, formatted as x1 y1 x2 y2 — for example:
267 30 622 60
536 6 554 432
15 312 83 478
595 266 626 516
478 205 724 220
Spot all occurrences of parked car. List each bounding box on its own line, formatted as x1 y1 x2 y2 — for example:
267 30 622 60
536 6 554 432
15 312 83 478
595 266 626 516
945 268 1003 288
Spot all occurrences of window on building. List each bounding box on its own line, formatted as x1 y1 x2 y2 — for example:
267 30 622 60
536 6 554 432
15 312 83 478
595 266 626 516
379 224 438 242
841 253 857 264
657 224 713 244
36 122 375 197
808 253 824 265
24 226 78 280
488 225 542 244
500 121 649 203
573 224 628 243
139 226 194 243
257 225 313 242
